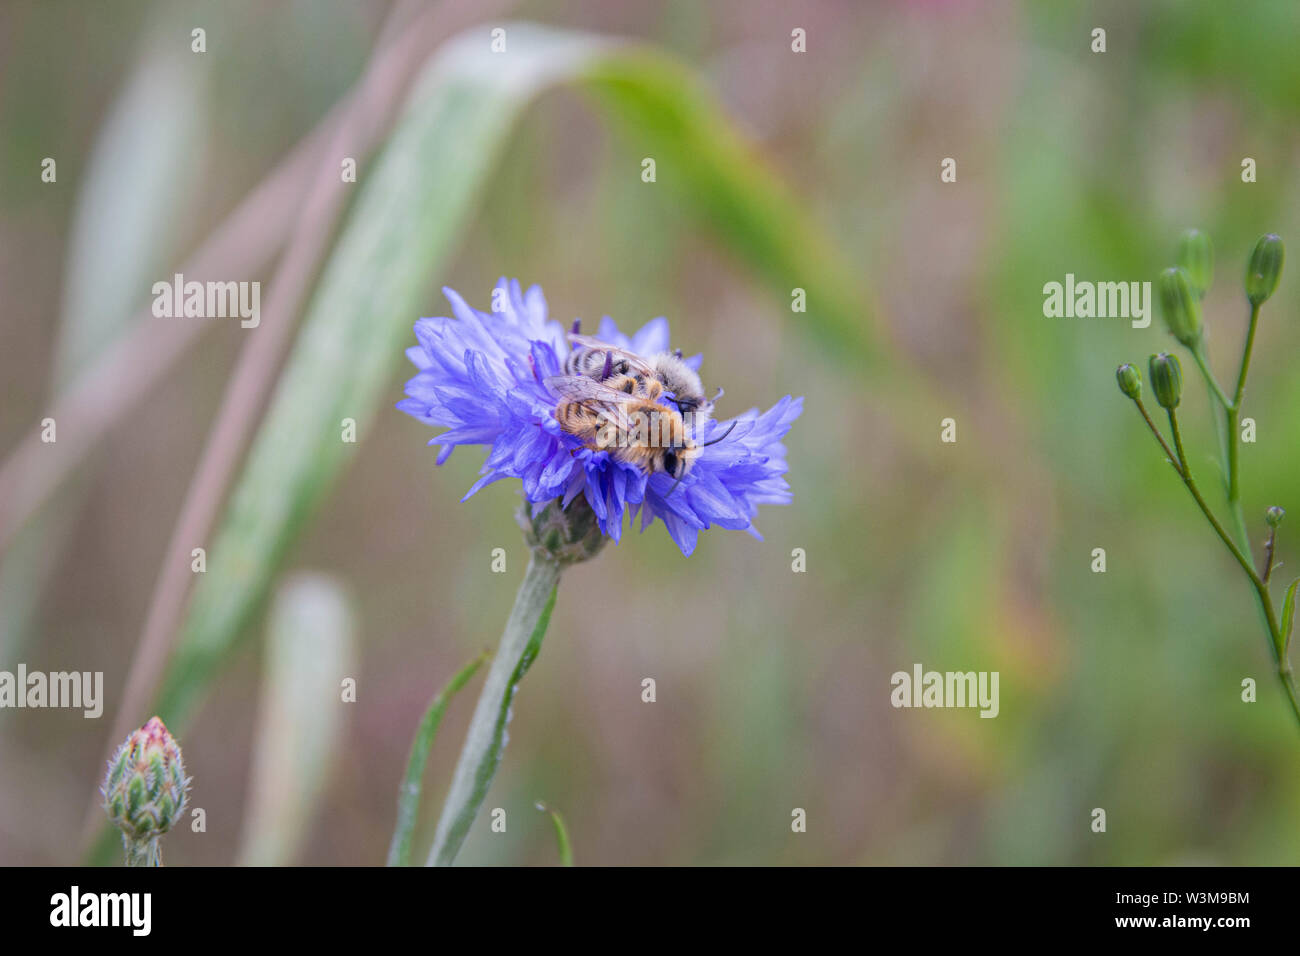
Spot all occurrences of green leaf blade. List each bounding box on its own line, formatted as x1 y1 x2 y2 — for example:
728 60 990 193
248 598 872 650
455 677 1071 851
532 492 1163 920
1281 576 1300 659
387 649 490 867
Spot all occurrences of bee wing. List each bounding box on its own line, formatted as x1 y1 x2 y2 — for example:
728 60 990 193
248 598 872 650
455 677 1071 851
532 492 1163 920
544 375 644 405
565 335 656 376
545 375 646 432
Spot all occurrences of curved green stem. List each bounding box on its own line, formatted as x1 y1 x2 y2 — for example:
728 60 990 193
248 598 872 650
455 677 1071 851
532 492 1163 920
535 802 574 866
426 553 562 866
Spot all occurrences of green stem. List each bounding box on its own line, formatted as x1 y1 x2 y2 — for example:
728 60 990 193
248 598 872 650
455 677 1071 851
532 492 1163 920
1167 410 1252 579
1166 409 1300 734
1223 403 1249 550
536 802 574 866
426 553 562 866
123 836 161 867
1224 302 1263 552
387 649 491 867
1133 399 1181 476
1190 345 1232 411
1187 343 1250 550
1232 302 1263 412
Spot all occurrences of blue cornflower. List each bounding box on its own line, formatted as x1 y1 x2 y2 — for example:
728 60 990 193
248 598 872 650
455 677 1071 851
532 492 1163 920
397 279 801 556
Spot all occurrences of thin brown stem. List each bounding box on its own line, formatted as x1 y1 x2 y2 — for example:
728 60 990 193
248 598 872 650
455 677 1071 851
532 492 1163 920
1263 526 1278 584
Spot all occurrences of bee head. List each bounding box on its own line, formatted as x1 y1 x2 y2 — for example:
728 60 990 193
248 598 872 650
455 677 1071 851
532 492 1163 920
661 441 702 480
661 448 680 478
661 421 735 496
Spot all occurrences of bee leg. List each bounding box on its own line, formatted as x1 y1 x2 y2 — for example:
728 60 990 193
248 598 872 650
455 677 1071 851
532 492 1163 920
601 350 613 381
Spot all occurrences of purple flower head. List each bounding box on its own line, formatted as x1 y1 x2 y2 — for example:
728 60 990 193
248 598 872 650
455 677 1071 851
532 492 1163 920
397 279 801 556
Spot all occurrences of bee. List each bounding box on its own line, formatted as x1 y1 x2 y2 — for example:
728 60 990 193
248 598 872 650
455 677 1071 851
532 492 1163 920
565 323 721 427
545 373 735 488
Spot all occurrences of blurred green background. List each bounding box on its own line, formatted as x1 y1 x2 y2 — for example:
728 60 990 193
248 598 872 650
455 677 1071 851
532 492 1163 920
3 0 1300 865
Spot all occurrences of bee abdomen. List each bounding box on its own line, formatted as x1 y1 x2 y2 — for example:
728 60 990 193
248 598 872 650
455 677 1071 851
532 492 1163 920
562 352 594 377
564 348 630 380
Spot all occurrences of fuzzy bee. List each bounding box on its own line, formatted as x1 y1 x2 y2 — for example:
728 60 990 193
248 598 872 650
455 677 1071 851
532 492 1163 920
565 325 722 428
545 372 735 488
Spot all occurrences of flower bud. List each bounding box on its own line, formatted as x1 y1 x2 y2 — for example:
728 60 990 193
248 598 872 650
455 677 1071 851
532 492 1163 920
1266 506 1285 529
1177 229 1214 298
1148 352 1183 409
1157 267 1202 348
517 495 608 565
102 716 189 865
1245 234 1284 306
1115 363 1142 400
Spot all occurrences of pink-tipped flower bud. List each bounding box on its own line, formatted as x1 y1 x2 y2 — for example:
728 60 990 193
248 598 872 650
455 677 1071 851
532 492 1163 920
101 716 190 865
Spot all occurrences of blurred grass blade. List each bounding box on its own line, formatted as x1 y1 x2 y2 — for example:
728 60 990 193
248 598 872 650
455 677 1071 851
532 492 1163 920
387 650 490 867
55 41 208 383
535 802 574 866
150 22 876 731
236 573 356 866
578 52 877 365
0 37 207 663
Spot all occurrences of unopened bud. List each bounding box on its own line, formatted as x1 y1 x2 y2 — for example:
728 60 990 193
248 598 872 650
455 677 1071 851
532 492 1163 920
1148 352 1183 410
1115 363 1142 400
1245 234 1284 306
517 496 608 565
101 716 190 866
1266 506 1285 529
1158 267 1202 348
1177 229 1214 298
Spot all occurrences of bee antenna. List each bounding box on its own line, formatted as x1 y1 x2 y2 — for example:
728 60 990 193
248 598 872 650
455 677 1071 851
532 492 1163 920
712 385 724 403
601 350 613 380
701 420 737 447
665 476 684 497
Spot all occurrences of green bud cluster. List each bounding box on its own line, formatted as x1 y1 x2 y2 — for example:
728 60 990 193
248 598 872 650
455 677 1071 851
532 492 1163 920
1117 230 1300 737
